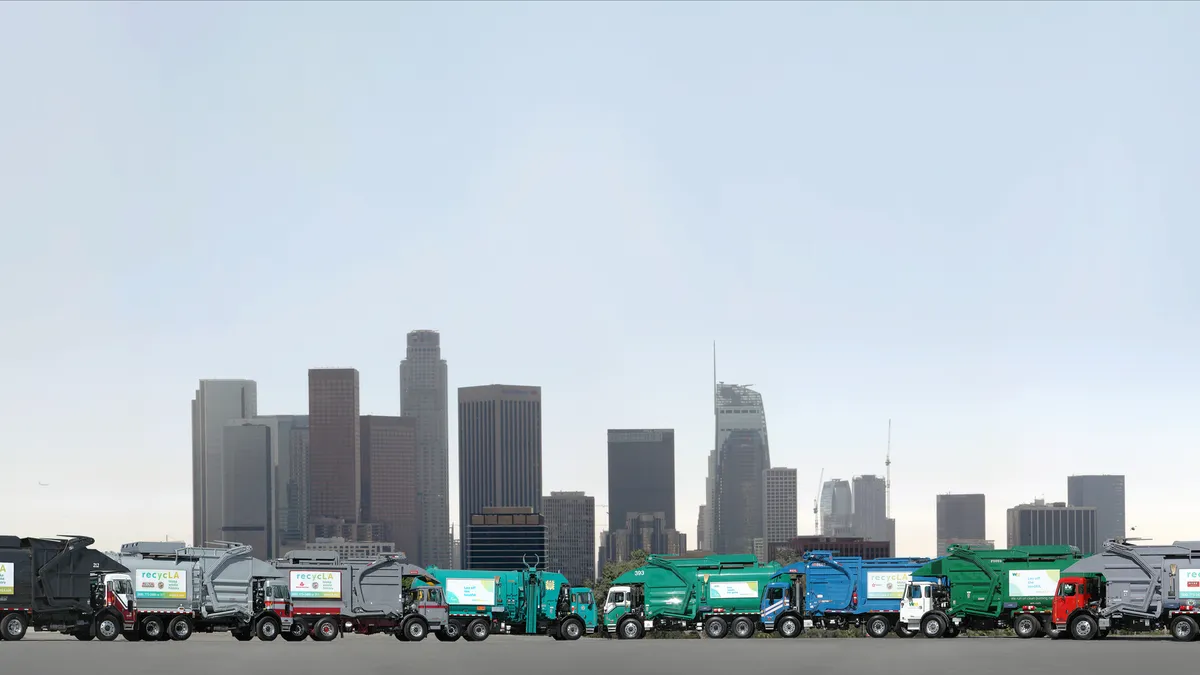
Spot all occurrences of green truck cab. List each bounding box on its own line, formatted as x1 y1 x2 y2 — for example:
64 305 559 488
899 544 1083 639
601 554 776 639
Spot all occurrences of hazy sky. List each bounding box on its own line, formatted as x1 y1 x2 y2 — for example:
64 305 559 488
3 2 1198 556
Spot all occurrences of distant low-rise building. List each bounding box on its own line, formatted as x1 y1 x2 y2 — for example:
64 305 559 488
1007 498 1097 554
466 506 547 571
771 535 891 561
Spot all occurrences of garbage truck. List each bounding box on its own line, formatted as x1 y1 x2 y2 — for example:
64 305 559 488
109 541 294 642
898 543 1083 639
759 551 933 638
274 549 447 642
602 554 778 639
0 535 133 642
419 556 597 641
1051 538 1200 641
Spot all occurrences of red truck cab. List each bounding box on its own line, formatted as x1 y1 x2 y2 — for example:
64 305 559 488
1052 575 1105 637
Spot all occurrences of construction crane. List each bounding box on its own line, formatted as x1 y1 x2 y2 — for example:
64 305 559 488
813 468 824 534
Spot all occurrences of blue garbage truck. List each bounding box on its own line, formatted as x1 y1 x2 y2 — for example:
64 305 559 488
760 551 933 638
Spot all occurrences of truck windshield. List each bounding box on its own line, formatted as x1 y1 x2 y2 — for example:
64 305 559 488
1059 583 1075 597
609 591 625 604
572 591 593 605
113 579 133 596
910 586 923 599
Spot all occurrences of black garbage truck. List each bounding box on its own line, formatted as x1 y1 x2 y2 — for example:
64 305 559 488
0 535 134 641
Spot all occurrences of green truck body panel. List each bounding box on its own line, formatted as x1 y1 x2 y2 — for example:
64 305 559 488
605 554 776 628
419 567 595 633
911 544 1084 618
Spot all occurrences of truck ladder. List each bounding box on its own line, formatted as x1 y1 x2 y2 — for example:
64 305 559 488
946 547 1003 617
197 544 254 620
1099 541 1163 620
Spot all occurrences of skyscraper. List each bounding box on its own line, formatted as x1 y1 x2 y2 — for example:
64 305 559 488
851 475 888 542
763 467 798 545
224 414 309 556
819 479 854 536
1067 474 1126 543
220 424 272 556
701 448 716 551
543 491 596 585
936 493 986 554
361 415 420 559
606 429 675 532
713 383 770 555
1007 498 1098 554
192 379 257 547
400 330 451 568
308 368 361 524
458 384 542 567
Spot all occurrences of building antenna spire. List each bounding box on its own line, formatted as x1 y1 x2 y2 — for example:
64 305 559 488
885 418 892 518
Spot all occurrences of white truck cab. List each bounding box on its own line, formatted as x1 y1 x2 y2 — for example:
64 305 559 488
898 580 958 638
103 573 134 608
604 586 631 616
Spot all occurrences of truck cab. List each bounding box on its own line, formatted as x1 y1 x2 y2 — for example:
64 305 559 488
569 587 597 632
403 585 450 637
602 585 636 636
760 578 805 637
898 581 958 638
96 572 137 634
1052 575 1109 639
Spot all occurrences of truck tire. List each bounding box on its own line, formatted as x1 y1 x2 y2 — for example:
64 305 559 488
464 618 491 642
232 629 254 641
168 616 193 641
944 625 960 638
731 617 756 639
282 618 309 642
777 616 801 638
256 615 281 641
123 630 142 642
74 629 94 641
703 616 728 639
141 615 165 641
920 614 946 638
312 617 339 642
95 613 122 642
1 613 28 641
1013 613 1040 639
1069 614 1098 641
895 624 916 638
618 617 643 640
559 617 584 641
435 620 462 642
401 617 428 642
866 615 891 639
1170 616 1198 642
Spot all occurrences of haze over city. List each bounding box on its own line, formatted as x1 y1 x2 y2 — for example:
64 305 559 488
3 2 1199 558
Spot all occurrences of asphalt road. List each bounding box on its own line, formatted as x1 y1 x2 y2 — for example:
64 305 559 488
1 632 1195 675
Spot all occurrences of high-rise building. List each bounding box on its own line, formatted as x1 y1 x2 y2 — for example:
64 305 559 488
400 330 451 568
1067 474 1126 544
770 535 890 561
192 379 257 547
606 429 675 533
465 506 546 571
713 383 770 554
763 468 798 545
220 424 272 556
819 479 854 536
936 493 986 554
600 511 686 565
696 505 709 551
360 415 420 560
308 368 361 525
851 475 888 542
224 415 309 556
543 491 596 585
458 384 542 567
701 448 716 551
1007 498 1098 554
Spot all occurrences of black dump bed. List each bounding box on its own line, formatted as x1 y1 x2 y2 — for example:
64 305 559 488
0 536 128 612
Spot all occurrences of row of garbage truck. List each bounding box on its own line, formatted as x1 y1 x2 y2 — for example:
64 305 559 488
599 538 1200 642
0 535 597 643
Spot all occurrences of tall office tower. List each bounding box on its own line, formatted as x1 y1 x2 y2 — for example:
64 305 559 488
936 493 986 555
543 491 596 585
465 506 547 571
360 415 420 559
400 330 451 568
819 479 854 536
220 424 272 556
224 415 309 557
192 379 257 547
1067 474 1126 543
606 429 675 533
713 383 770 555
1007 498 1098 554
696 505 709 551
851 475 888 542
701 448 716 551
763 468 798 545
308 368 361 525
458 384 542 568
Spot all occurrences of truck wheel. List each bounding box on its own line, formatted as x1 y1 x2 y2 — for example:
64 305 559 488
282 619 309 642
312 617 339 642
1069 614 1098 641
777 616 801 638
232 629 254 641
1 613 28 641
731 617 756 639
866 615 891 639
74 629 95 641
921 614 946 639
464 618 490 642
95 613 122 642
256 615 281 641
703 616 728 639
168 616 193 641
944 625 960 638
402 617 428 642
1012 613 1040 639
559 617 584 641
123 630 142 642
1170 616 1198 642
895 624 916 638
141 615 165 640
618 617 643 640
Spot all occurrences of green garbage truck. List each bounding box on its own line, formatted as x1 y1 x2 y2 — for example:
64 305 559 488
601 554 777 639
898 544 1084 639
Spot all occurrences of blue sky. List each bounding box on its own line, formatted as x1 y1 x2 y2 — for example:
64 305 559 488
2 2 1198 555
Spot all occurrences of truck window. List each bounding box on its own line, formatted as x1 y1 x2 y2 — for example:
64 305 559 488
611 591 625 604
766 587 783 602
911 586 922 599
429 588 443 604
1060 583 1075 597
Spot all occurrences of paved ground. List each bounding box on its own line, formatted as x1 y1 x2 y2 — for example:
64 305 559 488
1 632 1195 675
